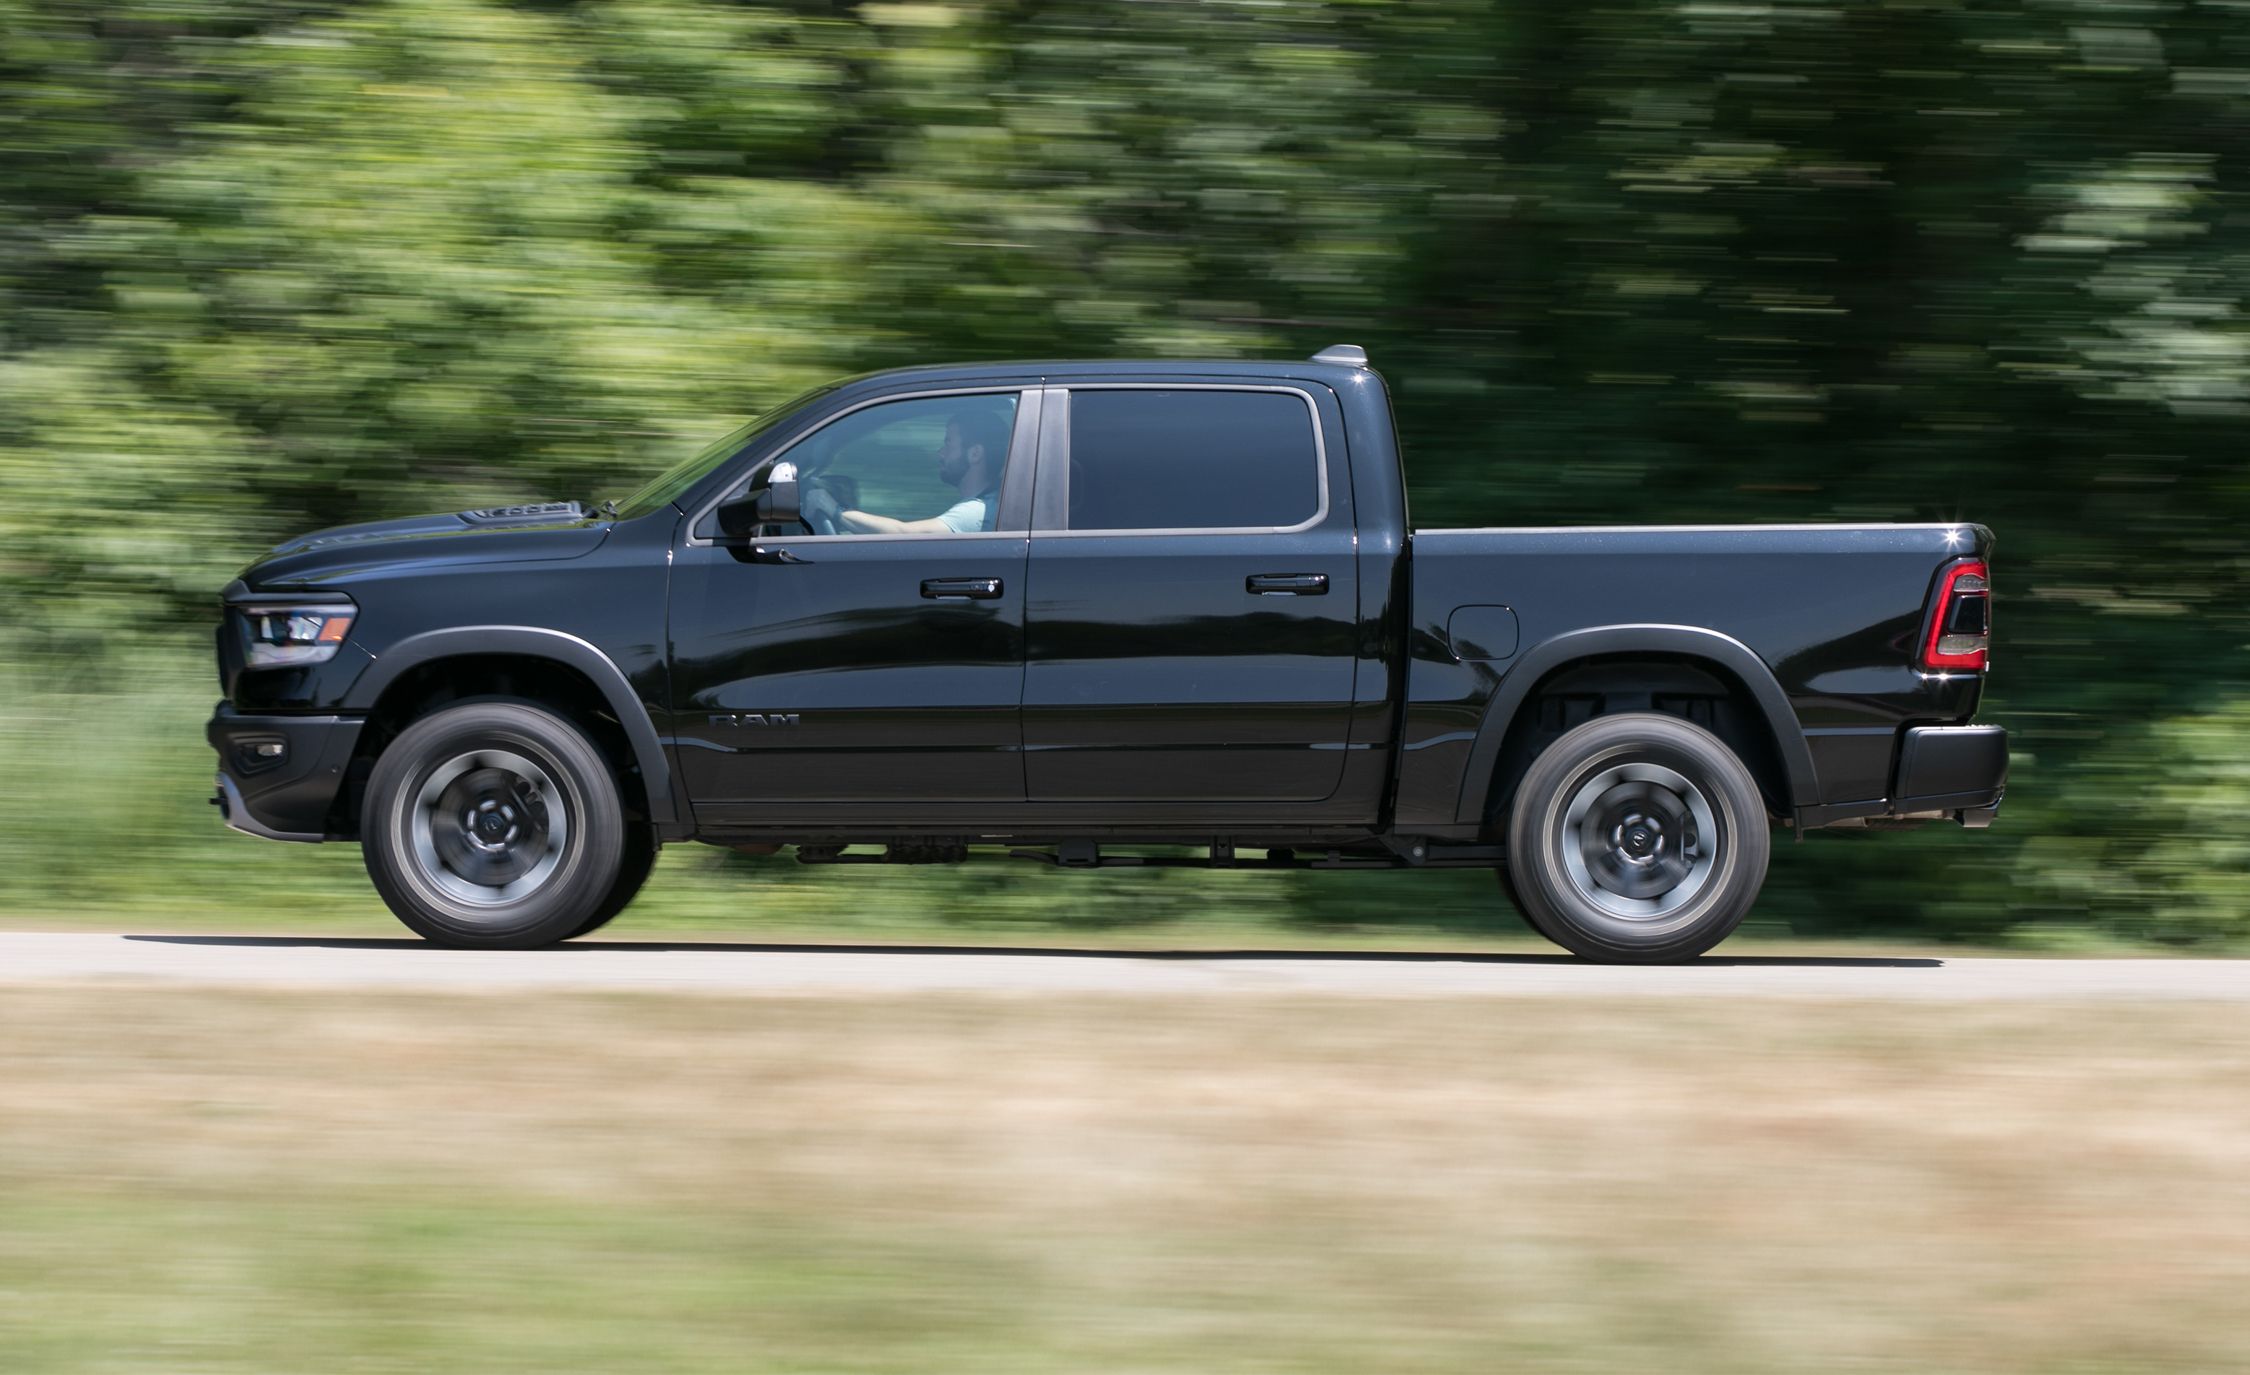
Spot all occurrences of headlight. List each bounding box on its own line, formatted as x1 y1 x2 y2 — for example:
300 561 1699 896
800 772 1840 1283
239 602 357 667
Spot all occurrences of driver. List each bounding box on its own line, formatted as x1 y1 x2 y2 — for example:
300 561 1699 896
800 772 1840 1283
805 406 1010 535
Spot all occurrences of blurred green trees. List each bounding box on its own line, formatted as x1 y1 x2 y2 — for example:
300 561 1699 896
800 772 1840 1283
1 0 2244 942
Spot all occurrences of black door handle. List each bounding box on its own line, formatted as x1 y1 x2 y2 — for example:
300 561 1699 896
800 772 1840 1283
1246 573 1328 596
921 577 1004 600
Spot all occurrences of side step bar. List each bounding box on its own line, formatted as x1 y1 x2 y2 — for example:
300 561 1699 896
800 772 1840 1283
792 840 1508 871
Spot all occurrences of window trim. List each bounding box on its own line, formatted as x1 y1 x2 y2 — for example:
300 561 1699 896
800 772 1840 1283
683 386 1042 546
1032 383 1333 537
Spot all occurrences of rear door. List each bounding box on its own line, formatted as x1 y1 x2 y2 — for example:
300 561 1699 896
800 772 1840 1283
1021 382 1360 804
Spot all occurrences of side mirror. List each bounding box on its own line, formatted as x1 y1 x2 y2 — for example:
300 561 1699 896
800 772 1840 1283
715 462 799 540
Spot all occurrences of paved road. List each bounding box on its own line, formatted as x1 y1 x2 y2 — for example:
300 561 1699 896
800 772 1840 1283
0 932 2244 999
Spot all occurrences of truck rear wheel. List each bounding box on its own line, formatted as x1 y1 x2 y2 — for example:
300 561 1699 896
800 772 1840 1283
1493 865 1553 941
1505 713 1769 963
362 702 625 949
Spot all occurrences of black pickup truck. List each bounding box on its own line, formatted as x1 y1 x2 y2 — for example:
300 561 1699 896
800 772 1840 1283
210 345 2006 961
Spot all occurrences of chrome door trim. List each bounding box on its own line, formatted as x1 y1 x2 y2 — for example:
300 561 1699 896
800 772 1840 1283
1028 382 1335 538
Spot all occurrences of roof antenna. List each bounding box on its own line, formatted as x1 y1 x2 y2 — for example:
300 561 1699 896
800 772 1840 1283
1311 343 1368 367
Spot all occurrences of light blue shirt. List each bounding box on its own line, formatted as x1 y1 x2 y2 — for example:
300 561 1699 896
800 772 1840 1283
936 489 999 534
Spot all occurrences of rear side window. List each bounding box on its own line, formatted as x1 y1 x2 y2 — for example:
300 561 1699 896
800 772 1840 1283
1065 389 1322 532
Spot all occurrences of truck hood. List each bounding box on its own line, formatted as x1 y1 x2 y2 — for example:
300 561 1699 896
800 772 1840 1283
241 501 611 590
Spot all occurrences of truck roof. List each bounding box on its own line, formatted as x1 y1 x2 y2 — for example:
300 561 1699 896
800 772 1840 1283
819 350 1379 398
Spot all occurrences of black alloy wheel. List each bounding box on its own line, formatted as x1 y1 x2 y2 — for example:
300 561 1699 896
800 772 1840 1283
569 824 659 939
1493 864 1550 940
1505 713 1771 963
362 701 625 948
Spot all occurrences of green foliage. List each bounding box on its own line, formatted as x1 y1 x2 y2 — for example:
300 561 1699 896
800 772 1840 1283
1 0 2245 942
2011 698 2250 946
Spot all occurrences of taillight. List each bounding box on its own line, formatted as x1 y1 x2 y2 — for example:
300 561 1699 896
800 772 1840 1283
1921 559 1990 672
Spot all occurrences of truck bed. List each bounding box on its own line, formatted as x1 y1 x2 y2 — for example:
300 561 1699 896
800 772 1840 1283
1394 523 1992 831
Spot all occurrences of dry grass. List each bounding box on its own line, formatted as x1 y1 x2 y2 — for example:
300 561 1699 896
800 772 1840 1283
2 989 2246 1372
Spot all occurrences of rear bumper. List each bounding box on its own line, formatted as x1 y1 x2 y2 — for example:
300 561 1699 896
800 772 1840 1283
1894 724 2008 821
207 703 362 842
1797 724 2008 831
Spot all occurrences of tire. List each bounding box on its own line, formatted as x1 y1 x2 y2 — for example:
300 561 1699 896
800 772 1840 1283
1505 713 1770 963
568 825 658 940
362 701 625 949
1494 865 1556 944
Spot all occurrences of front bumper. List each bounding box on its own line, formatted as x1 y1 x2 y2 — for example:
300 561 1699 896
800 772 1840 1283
207 703 363 842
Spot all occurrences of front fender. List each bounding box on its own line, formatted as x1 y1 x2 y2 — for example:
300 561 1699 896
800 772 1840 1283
343 625 681 827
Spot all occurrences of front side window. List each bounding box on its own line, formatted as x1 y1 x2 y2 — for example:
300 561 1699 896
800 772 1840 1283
1066 389 1322 532
781 393 1020 537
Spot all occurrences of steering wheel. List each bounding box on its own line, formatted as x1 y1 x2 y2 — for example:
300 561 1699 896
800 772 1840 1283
801 476 843 537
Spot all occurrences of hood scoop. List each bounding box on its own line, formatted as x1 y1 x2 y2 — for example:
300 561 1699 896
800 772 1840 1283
460 500 586 526
272 500 594 554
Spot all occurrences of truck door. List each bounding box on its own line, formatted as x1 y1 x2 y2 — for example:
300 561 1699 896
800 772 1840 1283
667 388 1038 821
1021 383 1360 804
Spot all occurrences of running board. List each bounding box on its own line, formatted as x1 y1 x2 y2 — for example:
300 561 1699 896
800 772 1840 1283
1006 841 1508 871
789 840 1507 871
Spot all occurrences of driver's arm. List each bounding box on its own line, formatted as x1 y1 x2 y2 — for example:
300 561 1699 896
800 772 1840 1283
837 509 952 535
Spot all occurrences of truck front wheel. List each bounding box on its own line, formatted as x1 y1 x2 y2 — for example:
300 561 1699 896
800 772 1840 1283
362 702 625 949
568 825 658 940
1505 713 1770 963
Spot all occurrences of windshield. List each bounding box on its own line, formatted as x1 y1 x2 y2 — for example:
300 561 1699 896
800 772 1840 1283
611 383 838 520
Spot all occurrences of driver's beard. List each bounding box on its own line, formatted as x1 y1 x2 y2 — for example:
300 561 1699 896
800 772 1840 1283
938 454 970 487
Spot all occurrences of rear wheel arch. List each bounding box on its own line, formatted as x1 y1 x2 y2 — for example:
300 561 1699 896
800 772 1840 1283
1455 626 1818 830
